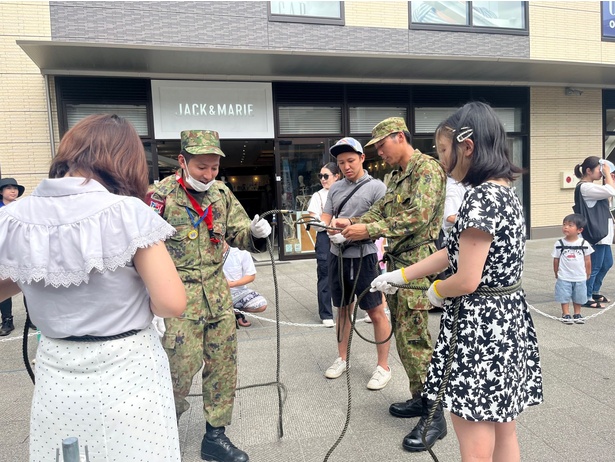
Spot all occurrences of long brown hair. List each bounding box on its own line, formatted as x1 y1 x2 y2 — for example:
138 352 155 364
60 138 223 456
50 114 148 199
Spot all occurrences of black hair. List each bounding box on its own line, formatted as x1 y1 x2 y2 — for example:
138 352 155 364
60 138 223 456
322 162 340 177
574 156 600 179
180 150 194 163
387 131 412 145
563 213 586 229
435 101 523 187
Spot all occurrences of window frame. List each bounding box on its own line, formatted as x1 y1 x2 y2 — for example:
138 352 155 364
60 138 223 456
408 1 529 35
268 1 345 26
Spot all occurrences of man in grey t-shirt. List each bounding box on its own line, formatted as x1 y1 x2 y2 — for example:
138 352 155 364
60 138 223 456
320 137 392 391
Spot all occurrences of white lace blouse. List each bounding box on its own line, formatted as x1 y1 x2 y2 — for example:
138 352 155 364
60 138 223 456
0 177 175 338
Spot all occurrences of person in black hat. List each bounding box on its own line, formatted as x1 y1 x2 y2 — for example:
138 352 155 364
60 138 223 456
0 177 25 336
0 177 25 208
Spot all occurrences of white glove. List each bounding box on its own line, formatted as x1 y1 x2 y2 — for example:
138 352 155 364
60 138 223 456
152 315 166 337
250 214 272 239
370 269 405 294
427 282 444 308
329 233 347 245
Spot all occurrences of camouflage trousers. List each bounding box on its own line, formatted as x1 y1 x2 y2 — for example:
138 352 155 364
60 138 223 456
162 309 237 427
388 290 433 397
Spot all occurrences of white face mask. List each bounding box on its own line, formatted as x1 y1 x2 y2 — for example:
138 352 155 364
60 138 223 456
184 168 215 192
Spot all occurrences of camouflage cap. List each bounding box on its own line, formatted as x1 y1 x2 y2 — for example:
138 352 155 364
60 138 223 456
364 117 409 148
180 130 225 156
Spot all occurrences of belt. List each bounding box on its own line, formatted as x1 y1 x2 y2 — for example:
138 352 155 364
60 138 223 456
472 280 522 297
62 329 141 342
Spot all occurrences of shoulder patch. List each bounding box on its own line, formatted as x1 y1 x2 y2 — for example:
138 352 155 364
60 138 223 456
145 191 165 215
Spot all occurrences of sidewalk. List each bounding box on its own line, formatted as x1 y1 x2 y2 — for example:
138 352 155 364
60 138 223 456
1 238 615 461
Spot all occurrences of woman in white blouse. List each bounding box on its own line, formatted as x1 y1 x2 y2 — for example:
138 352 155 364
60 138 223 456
307 162 341 326
574 156 615 308
0 114 186 461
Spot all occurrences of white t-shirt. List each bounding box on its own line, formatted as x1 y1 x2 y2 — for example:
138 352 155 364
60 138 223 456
442 177 469 232
307 188 328 231
551 236 594 282
579 182 615 245
223 246 256 293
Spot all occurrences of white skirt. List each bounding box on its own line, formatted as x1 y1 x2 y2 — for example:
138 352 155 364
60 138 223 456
30 325 181 462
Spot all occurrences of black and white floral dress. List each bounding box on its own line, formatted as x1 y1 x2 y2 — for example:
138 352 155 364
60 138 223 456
423 182 543 422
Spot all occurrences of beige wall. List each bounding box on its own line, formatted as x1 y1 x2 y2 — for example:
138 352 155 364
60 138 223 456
529 1 615 64
345 1 408 29
529 87 603 233
0 1 52 196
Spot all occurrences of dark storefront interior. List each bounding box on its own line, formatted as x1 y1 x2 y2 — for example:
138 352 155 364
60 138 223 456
55 77 530 259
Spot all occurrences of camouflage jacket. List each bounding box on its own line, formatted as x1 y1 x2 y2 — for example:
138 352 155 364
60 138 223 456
147 173 264 321
355 149 446 266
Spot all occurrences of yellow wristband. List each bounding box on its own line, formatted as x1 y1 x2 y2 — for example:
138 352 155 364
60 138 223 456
401 268 409 284
432 280 444 299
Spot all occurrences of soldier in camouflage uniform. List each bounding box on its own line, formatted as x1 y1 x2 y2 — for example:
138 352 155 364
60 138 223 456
335 117 447 452
147 130 271 462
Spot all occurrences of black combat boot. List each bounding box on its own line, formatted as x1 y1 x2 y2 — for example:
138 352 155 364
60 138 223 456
201 423 249 462
0 316 14 336
389 396 423 418
402 398 447 452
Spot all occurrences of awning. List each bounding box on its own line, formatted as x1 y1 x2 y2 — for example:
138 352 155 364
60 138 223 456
17 40 615 88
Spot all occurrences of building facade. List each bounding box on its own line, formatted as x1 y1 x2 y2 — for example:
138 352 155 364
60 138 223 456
2 1 615 259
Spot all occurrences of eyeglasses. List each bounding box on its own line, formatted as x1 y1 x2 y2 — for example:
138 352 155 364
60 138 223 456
317 173 331 180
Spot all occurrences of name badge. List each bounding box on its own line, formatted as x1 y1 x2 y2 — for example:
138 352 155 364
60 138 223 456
188 229 199 240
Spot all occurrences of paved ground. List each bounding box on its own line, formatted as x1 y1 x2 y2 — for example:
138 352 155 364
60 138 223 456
2 238 615 461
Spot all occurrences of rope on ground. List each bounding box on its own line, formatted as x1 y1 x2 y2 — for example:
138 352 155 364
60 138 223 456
527 300 614 321
235 309 372 327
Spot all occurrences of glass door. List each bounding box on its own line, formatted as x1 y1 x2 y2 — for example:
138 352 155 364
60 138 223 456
276 138 333 260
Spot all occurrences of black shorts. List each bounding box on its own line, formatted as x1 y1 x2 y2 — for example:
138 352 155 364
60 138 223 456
328 253 382 310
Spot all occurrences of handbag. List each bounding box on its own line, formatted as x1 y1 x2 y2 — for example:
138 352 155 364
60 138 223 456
572 183 611 245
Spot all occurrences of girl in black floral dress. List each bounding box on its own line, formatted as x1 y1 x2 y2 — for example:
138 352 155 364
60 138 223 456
371 101 543 461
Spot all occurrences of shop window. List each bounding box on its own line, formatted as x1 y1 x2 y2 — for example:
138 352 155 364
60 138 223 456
410 1 526 32
349 107 407 134
414 107 521 133
605 109 615 160
278 106 342 135
269 1 344 25
66 104 149 137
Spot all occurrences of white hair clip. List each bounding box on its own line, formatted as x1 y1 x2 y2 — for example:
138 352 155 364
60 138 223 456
455 127 473 143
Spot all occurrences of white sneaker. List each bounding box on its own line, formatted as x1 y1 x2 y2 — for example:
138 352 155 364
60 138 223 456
322 319 335 328
363 314 372 323
367 365 392 390
325 357 347 379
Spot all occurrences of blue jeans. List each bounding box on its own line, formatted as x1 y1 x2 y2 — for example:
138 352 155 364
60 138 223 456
587 244 613 299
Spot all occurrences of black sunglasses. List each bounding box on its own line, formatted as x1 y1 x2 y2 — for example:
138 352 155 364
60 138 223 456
318 173 331 180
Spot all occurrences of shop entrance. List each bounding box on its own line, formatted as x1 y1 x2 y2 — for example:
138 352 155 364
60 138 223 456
154 138 276 221
276 138 333 260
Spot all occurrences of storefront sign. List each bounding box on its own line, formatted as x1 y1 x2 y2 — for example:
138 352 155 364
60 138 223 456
151 81 274 139
603 1 615 38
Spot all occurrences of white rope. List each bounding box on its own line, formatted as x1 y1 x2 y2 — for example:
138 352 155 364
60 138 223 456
237 301 613 327
235 309 372 327
0 332 37 343
527 300 614 322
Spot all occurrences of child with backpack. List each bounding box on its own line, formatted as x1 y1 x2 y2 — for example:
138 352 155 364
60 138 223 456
552 214 594 324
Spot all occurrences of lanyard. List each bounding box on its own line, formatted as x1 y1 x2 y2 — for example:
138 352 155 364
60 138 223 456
176 174 220 244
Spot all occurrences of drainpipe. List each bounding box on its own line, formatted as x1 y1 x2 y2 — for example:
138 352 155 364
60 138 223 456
44 74 56 158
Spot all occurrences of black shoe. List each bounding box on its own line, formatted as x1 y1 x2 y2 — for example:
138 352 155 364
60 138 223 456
201 425 249 462
402 399 447 452
389 397 423 418
0 317 14 336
